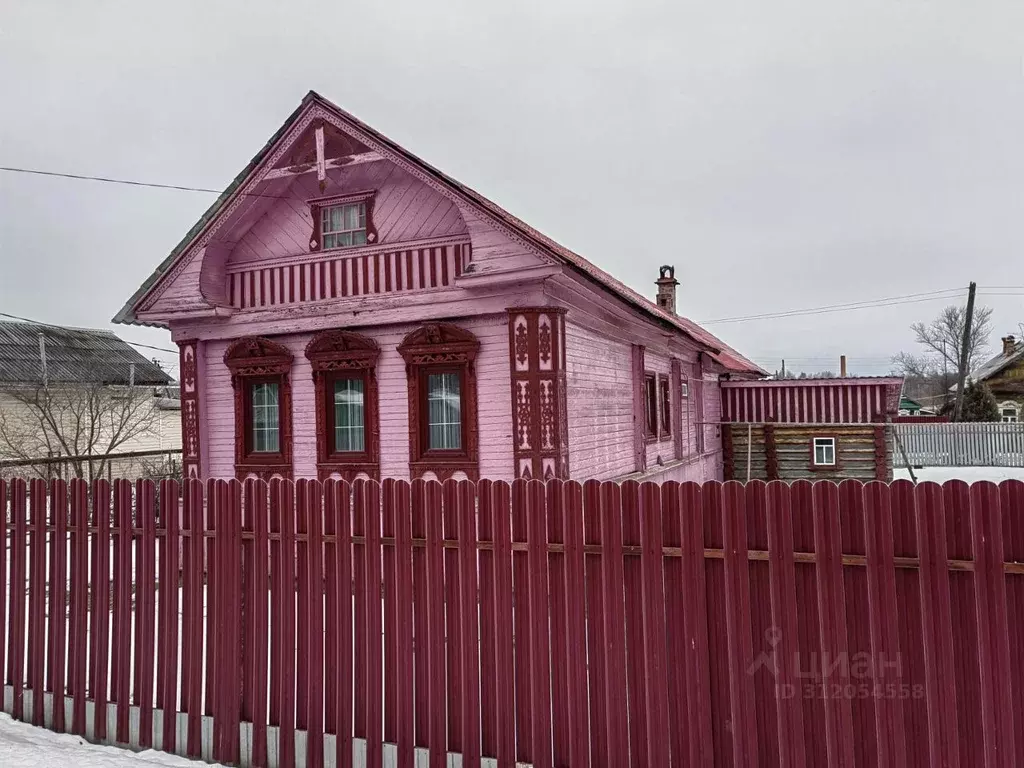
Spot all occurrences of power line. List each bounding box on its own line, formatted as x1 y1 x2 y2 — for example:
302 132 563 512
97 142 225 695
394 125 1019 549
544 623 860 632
700 288 965 325
0 311 177 354
0 165 292 201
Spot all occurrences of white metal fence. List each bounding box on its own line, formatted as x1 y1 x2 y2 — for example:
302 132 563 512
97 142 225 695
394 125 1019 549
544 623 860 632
893 422 1024 468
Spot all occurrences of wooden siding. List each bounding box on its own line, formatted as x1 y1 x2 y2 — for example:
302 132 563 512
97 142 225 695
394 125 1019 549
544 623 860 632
564 322 635 480
226 241 470 310
721 379 902 424
727 423 891 482
230 162 468 265
201 316 511 480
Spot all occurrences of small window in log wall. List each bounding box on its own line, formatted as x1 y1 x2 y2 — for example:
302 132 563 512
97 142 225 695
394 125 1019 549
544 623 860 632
813 437 837 467
644 373 658 439
659 375 672 437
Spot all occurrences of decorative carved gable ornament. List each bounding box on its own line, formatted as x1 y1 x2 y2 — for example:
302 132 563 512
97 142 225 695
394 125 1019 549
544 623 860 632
397 323 480 368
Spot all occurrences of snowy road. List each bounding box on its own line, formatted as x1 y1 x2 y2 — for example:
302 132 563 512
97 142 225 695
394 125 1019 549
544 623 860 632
0 713 222 768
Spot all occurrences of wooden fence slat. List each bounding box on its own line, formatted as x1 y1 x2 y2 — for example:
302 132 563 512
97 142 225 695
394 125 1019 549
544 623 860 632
582 480 608 768
182 478 205 758
382 479 398 749
248 479 270 768
0 480 6 711
526 479 553 768
477 479 498 760
135 480 158 747
546 479 571 767
811 481 856 767
491 481 516 768
352 480 366 744
113 479 133 743
720 481 757 765
913 482 959 768
242 481 256 730
442 479 464 756
639 481 670 767
46 479 69 733
277 479 298 768
600 480 629 767
562 480 590 768
303 480 325 768
862 481 909 767
216 480 243 765
158 479 181 754
455 480 482 768
392 479 415 766
620 479 648 767
970 482 1017 766
511 478 533 764
678 481 714 766
327 479 353 768
295 480 311 737
1000 480 1024 764
69 479 89 736
411 479 430 751
204 479 219 726
765 481 807 768
28 479 47 726
89 479 111 740
423 480 447 766
361 480 384 767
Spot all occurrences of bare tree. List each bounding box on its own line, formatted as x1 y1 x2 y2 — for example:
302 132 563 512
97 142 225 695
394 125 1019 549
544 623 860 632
0 384 160 480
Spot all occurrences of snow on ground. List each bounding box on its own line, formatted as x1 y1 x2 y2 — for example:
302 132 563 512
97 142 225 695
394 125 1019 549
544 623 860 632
894 466 1024 484
0 714 223 768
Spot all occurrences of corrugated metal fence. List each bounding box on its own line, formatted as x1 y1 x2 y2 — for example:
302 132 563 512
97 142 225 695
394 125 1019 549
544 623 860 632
893 422 1024 467
2 476 1024 766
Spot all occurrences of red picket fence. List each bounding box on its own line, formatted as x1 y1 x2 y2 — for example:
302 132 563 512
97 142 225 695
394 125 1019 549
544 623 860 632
1 476 1023 766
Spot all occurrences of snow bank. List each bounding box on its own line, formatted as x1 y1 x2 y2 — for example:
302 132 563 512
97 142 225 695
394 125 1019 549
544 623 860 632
0 713 222 768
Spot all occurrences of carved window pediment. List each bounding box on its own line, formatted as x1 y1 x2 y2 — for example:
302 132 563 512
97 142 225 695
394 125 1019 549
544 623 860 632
398 323 480 367
224 337 294 375
304 329 380 371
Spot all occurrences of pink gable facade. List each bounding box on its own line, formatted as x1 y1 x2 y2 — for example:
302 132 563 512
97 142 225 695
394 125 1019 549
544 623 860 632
117 91 762 484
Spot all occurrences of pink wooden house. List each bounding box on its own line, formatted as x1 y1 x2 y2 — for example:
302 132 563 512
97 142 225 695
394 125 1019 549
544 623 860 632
115 91 763 484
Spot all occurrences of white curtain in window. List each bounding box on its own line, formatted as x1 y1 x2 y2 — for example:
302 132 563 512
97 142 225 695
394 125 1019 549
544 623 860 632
334 378 365 451
251 382 280 453
427 373 461 450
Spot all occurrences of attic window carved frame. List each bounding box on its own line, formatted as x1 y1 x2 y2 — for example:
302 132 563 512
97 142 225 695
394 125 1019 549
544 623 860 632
224 336 294 481
398 323 480 482
305 330 381 482
308 190 378 253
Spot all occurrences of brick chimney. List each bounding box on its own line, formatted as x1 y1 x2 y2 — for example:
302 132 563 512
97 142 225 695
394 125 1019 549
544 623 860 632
655 265 679 315
1003 335 1018 356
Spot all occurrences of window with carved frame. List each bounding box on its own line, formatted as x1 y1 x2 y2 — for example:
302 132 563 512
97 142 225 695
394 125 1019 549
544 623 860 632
224 337 294 480
644 372 658 440
398 323 480 481
308 190 378 253
305 330 380 482
659 374 672 438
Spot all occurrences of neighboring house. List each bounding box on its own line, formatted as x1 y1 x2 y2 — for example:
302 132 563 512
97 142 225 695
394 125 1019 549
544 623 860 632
0 320 180 471
114 90 763 484
968 334 1024 423
719 377 904 482
898 395 937 417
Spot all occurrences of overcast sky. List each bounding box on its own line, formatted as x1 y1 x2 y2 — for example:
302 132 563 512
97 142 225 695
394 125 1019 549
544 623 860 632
2 1 1022 378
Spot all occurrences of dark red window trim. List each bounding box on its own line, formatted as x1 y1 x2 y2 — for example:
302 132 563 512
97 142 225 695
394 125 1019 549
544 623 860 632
224 336 294 481
398 323 480 481
308 189 378 253
305 330 380 482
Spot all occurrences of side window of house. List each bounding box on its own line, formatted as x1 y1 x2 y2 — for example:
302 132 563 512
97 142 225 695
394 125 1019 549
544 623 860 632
224 337 294 480
813 437 837 467
305 330 380 481
680 378 690 453
644 373 658 439
399 323 481 481
1000 402 1019 424
659 375 672 438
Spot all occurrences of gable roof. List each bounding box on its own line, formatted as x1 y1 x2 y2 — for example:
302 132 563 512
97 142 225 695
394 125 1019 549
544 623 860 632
114 91 764 377
970 341 1024 384
0 321 172 387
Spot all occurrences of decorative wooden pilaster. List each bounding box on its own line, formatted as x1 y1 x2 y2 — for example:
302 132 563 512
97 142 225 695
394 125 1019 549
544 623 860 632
631 344 647 473
177 339 202 480
508 308 569 480
764 421 779 481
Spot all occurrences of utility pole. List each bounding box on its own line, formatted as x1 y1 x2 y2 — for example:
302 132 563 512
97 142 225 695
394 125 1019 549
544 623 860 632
780 359 786 379
953 281 977 422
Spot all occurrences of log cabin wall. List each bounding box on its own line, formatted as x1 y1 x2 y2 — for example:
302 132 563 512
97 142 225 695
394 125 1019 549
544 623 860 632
725 423 893 483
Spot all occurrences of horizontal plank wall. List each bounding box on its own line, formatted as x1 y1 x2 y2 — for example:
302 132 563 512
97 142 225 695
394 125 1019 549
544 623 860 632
202 316 512 480
728 424 892 482
4 476 1024 767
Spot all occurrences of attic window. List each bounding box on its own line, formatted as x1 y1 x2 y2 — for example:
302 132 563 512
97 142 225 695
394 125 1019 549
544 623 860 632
322 202 366 249
308 191 378 253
